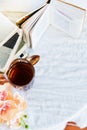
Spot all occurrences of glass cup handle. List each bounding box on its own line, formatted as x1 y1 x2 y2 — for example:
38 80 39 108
26 55 40 65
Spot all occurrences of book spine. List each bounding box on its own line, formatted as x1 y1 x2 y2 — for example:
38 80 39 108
16 5 46 28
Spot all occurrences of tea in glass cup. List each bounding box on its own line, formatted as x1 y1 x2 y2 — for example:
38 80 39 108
5 55 40 90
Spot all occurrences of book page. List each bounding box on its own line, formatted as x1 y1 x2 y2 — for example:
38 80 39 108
21 4 48 46
0 13 16 44
0 27 22 72
0 46 11 70
52 0 86 19
30 5 50 48
62 0 87 10
50 0 86 38
0 32 19 72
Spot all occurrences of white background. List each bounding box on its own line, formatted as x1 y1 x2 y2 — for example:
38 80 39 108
0 1 87 130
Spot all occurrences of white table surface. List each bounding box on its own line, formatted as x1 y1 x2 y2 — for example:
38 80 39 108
1 1 87 130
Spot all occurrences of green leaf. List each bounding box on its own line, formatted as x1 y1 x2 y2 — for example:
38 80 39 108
23 114 28 118
19 116 29 129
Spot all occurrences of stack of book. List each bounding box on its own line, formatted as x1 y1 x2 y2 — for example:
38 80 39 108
0 0 86 72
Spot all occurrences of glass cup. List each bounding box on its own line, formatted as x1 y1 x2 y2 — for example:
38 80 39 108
5 55 40 90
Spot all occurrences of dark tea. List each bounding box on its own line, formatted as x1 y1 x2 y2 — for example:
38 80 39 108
6 59 35 87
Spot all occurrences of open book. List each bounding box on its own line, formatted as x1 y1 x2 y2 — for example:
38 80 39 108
16 0 86 48
0 13 22 72
0 1 50 72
